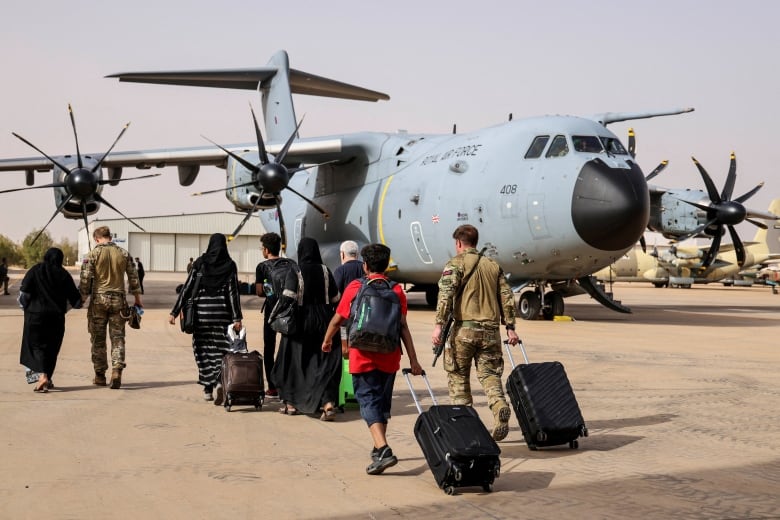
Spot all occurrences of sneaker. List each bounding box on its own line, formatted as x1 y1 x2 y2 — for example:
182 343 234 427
366 446 398 475
203 384 214 401
370 447 380 462
93 373 107 386
491 404 511 441
213 384 224 406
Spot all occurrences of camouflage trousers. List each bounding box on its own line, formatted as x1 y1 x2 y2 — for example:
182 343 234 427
88 292 127 373
443 322 507 411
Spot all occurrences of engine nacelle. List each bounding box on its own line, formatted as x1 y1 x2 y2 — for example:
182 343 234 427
225 153 277 211
648 189 711 239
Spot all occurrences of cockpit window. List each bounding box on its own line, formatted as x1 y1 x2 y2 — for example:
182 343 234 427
599 136 628 155
545 135 569 158
524 135 550 159
572 136 604 153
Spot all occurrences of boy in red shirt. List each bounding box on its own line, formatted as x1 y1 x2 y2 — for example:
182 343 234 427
322 243 422 475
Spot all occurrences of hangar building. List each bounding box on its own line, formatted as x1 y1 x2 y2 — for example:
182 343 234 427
77 212 266 275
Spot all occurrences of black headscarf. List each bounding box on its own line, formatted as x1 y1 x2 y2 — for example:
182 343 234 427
193 233 236 295
295 237 335 305
297 237 324 266
22 247 80 313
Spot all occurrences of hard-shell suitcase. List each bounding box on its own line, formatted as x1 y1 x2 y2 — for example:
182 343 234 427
221 350 264 412
504 340 587 450
402 369 501 495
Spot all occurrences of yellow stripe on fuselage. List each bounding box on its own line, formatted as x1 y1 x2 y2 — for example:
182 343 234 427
377 175 394 245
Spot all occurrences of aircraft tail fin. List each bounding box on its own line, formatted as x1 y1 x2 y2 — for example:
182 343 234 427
107 50 389 143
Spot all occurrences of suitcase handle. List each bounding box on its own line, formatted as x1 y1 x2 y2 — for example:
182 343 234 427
503 339 529 369
401 368 439 414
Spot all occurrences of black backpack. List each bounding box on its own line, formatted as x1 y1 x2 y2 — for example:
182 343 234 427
265 258 296 300
347 277 401 353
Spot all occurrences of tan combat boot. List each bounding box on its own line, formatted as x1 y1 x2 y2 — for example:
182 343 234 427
93 372 107 386
109 369 122 389
491 401 511 441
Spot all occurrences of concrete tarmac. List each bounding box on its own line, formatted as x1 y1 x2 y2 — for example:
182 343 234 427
1 271 779 519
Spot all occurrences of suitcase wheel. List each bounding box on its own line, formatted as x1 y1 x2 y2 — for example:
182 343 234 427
482 482 493 493
581 426 589 437
569 440 579 449
444 486 456 496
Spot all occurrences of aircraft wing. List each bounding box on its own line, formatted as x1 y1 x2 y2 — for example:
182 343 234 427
0 134 381 175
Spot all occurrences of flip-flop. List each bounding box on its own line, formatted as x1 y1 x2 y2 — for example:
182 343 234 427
33 385 48 393
320 409 336 421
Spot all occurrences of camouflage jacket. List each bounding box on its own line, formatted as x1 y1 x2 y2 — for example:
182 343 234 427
80 242 141 300
435 247 516 328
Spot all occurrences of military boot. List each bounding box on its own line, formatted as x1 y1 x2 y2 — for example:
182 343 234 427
93 372 107 386
491 401 511 441
109 369 122 389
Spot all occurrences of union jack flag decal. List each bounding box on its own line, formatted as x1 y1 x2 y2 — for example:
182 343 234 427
431 214 440 224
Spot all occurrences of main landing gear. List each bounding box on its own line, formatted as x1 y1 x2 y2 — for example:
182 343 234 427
518 289 564 320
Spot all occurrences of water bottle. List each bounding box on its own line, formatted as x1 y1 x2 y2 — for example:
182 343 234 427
134 305 144 316
262 279 274 297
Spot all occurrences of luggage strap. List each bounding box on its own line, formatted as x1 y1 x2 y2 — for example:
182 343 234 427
503 339 530 369
401 368 438 414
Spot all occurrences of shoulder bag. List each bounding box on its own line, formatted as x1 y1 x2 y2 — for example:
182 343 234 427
181 271 202 334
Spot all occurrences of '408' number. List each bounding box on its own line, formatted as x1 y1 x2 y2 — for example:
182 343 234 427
499 184 517 194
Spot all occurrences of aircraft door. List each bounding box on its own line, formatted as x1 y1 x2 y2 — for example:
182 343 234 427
527 194 552 239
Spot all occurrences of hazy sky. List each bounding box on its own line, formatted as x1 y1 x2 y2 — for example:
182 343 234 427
1 0 778 246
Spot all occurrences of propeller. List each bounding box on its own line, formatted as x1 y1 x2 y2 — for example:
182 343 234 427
627 128 669 253
197 103 331 248
676 153 777 268
0 104 160 246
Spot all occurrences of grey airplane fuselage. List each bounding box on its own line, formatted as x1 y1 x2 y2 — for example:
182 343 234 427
251 115 649 284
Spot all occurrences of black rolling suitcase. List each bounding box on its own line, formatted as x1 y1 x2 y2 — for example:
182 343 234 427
504 340 587 450
402 369 501 495
221 350 264 412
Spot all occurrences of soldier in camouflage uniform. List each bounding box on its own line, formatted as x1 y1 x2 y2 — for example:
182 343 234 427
80 226 143 389
432 224 519 441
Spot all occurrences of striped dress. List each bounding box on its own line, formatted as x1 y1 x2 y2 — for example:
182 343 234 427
172 270 242 388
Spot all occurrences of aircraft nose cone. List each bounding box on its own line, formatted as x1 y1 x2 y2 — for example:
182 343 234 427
571 159 649 251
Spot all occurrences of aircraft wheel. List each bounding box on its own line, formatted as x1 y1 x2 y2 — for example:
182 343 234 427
518 292 541 320
542 291 564 320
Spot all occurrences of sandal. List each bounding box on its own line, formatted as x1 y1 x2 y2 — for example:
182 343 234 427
320 403 336 421
278 404 300 415
33 383 49 393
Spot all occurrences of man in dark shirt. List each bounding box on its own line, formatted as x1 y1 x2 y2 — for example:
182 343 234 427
333 240 364 350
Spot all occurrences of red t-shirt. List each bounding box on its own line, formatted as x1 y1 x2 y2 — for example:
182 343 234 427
336 274 407 374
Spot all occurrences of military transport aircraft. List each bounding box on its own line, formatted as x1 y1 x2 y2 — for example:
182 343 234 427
0 104 160 245
595 199 780 288
1 49 705 319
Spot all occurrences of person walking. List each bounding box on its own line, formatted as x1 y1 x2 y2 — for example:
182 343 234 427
80 226 143 389
1 257 10 295
135 257 145 294
322 243 422 475
254 232 296 398
431 224 519 441
169 233 243 402
19 248 82 392
272 237 340 418
333 240 364 295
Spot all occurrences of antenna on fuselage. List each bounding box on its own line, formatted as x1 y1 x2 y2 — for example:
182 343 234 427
508 113 513 121
452 124 456 134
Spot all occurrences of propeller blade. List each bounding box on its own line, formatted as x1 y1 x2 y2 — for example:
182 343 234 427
700 226 723 269
276 198 287 254
691 157 721 203
676 218 718 242
227 192 263 241
68 104 83 170
720 152 737 201
30 194 75 245
202 136 259 173
284 185 329 217
93 192 146 231
745 207 779 221
98 172 161 185
727 224 746 266
679 199 713 213
0 182 67 194
275 117 305 165
91 122 131 173
249 103 269 166
12 132 72 173
645 160 668 182
627 128 636 158
733 182 763 204
639 235 646 253
82 201 92 250
746 218 769 229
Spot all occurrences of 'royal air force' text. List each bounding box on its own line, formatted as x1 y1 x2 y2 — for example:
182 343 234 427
421 144 482 166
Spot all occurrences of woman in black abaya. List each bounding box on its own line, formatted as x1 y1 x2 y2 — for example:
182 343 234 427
273 237 341 419
19 248 82 392
169 233 243 401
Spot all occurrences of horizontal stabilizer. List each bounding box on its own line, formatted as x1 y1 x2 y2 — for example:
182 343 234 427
107 68 389 102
